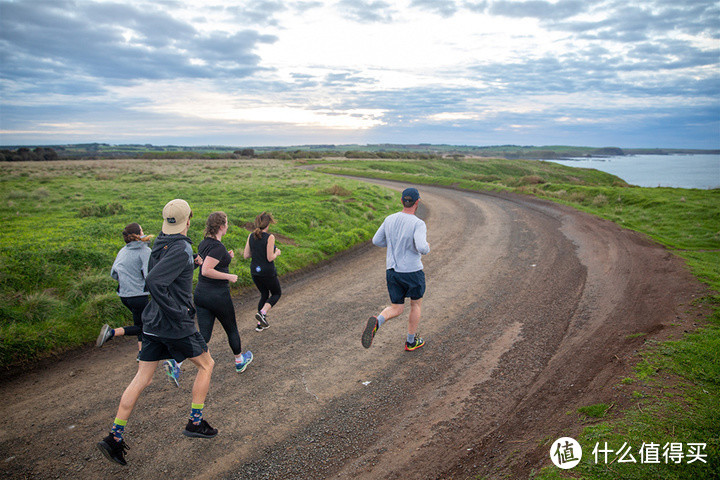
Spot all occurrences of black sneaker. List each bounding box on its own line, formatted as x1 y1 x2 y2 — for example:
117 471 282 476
255 322 269 332
96 324 113 347
182 419 218 438
97 434 129 466
405 337 425 351
362 316 379 348
255 311 269 328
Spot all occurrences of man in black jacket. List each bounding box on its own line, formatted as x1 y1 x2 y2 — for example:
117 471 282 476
98 199 217 466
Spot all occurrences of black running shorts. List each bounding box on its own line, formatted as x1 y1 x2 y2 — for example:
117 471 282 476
386 269 426 304
139 331 208 363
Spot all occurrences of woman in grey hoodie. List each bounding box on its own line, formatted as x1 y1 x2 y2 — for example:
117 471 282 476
96 222 152 359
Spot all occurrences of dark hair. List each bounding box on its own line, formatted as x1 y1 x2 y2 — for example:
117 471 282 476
402 198 417 208
204 211 227 238
122 223 143 243
253 212 275 239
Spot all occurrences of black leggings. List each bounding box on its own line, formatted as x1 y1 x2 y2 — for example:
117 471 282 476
120 295 148 340
252 275 282 312
194 282 241 355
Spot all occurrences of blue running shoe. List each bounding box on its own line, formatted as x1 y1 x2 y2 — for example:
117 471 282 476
164 359 181 387
235 351 253 373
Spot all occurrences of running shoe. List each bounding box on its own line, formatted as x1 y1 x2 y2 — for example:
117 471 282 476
235 351 253 373
255 322 269 332
164 359 181 387
182 419 218 438
361 316 379 348
255 311 269 328
97 434 130 466
96 324 113 347
405 337 425 351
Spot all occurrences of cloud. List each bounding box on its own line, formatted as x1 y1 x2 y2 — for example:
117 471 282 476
488 0 585 20
336 0 396 23
0 0 276 88
225 1 287 26
410 0 459 17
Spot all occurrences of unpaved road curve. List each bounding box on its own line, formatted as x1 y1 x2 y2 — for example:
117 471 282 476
0 180 706 480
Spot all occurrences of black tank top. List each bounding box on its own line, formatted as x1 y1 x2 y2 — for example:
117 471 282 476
249 232 277 277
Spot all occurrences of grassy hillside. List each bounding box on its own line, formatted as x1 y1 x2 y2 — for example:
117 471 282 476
0 159 397 367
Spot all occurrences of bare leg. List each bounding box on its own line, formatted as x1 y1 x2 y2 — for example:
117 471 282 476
187 351 215 405
261 303 273 314
379 303 405 321
408 298 422 335
115 361 158 421
115 327 126 336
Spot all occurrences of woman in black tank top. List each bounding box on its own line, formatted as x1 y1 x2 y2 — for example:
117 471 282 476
243 212 282 331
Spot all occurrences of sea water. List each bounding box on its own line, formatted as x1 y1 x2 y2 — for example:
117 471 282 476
547 154 720 189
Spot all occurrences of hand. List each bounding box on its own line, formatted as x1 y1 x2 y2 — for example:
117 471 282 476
275 248 281 256
228 274 238 283
228 250 235 258
194 256 203 266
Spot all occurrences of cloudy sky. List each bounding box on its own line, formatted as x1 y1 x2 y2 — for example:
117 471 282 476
1 0 718 148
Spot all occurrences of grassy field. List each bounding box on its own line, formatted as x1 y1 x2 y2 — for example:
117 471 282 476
311 156 720 479
0 159 398 367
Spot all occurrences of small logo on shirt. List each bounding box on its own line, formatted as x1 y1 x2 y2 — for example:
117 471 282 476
255 266 261 273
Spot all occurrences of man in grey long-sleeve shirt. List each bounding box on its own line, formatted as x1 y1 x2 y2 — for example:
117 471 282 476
362 187 430 351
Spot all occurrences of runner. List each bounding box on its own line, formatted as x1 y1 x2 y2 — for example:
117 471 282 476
243 212 282 332
96 223 151 361
97 199 217 466
362 187 430 351
194 211 253 373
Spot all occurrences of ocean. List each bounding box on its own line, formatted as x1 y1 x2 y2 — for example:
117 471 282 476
547 154 720 189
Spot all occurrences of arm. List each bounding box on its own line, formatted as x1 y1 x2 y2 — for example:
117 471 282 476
243 234 251 259
140 247 151 280
267 234 281 262
414 222 430 255
110 250 121 281
201 255 238 283
372 220 387 247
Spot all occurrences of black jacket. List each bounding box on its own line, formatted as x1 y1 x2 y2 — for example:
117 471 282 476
142 233 197 339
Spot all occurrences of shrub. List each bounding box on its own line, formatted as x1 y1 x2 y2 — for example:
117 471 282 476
78 202 125 217
321 184 353 196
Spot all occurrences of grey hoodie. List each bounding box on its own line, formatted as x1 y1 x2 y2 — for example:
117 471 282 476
111 241 151 297
141 233 198 339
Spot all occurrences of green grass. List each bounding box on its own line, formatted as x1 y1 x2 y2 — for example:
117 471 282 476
0 159 397 367
311 156 719 479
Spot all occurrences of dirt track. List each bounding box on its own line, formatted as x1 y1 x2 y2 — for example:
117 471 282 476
0 179 707 479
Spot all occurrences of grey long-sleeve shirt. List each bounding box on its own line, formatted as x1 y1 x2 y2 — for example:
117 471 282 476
111 241 151 297
372 211 430 273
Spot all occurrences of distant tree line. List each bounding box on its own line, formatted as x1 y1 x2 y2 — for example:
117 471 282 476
0 147 59 162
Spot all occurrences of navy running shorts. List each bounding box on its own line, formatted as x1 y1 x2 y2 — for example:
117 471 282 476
139 331 208 363
386 269 426 304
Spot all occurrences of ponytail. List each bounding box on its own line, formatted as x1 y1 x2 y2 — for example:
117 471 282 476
253 212 275 239
122 223 144 244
